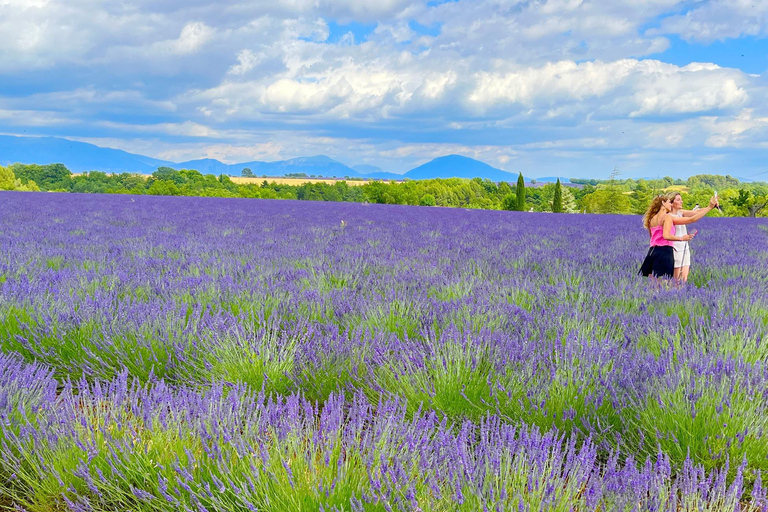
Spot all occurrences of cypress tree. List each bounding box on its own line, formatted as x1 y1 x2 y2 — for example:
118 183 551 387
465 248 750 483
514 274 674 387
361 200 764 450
516 173 526 211
553 178 563 213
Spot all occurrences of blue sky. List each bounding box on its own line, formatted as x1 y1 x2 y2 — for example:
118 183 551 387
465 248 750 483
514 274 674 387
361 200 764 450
1 0 767 179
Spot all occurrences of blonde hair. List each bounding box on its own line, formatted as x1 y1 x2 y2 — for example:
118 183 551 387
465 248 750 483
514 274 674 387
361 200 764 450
643 195 667 233
665 191 681 202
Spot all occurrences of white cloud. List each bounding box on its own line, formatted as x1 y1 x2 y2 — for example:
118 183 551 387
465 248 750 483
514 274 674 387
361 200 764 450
652 0 768 42
97 120 221 138
228 49 264 75
0 108 73 126
195 53 751 122
170 22 214 55
703 108 768 147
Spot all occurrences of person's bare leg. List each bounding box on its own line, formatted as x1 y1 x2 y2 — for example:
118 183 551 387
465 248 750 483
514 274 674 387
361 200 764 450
673 267 682 280
680 265 690 282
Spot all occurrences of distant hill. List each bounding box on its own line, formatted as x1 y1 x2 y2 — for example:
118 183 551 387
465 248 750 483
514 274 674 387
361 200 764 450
404 155 518 182
1 135 532 182
352 164 384 174
173 158 232 175
0 135 168 173
176 155 363 178
350 164 403 180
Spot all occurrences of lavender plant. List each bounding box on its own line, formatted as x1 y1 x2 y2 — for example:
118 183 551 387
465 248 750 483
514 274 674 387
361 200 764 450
0 190 767 509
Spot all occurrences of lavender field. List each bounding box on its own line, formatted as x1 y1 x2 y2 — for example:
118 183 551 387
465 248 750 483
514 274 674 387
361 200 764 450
1 191 767 511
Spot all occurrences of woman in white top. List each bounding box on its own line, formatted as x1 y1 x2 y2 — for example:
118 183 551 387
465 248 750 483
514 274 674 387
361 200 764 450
666 192 718 282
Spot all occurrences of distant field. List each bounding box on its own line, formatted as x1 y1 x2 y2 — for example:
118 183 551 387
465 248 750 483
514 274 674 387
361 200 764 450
71 174 390 186
231 176 374 186
664 185 691 193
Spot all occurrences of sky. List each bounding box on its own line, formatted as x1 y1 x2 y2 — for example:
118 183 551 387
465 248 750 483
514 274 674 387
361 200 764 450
1 0 768 179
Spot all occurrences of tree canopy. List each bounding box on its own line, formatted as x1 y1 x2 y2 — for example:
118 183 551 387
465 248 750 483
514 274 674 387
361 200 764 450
4 162 766 217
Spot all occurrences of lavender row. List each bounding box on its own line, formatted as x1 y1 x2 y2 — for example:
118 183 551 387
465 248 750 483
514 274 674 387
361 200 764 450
1 352 766 512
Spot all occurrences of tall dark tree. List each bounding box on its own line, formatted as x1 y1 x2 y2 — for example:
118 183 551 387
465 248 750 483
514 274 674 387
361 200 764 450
552 178 563 213
516 173 526 211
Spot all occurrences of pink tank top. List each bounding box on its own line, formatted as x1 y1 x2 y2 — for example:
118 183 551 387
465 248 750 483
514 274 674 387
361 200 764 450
649 225 673 247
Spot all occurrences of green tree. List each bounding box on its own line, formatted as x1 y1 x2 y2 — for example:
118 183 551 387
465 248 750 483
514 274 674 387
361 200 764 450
419 194 436 206
630 179 657 214
0 165 14 190
732 188 768 217
14 179 40 192
560 186 578 213
241 167 254 177
516 173 526 211
11 163 72 190
552 178 563 213
152 167 187 185
579 168 632 214
581 188 632 214
147 180 180 196
502 193 517 211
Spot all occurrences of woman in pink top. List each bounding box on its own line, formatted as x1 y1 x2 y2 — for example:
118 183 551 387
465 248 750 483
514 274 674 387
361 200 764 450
639 195 716 279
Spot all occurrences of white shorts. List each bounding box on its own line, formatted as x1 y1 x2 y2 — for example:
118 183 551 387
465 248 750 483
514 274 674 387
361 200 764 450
673 243 691 268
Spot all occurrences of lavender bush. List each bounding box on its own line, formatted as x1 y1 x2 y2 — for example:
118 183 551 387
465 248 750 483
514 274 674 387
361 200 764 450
1 191 767 510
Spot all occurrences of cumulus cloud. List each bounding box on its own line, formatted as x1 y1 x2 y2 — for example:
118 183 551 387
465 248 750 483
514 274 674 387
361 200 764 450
192 53 752 124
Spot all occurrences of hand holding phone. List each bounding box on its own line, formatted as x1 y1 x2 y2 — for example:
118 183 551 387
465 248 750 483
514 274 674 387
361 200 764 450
689 229 698 236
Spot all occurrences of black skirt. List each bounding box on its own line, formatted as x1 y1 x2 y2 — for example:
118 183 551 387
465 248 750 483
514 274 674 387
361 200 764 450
639 246 674 278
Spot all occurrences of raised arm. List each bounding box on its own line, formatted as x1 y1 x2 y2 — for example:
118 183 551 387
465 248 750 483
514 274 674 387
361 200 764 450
672 197 718 225
663 215 694 242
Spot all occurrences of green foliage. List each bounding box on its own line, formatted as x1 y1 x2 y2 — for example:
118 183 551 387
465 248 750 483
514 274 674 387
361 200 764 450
516 173 526 211
630 179 657 214
0 165 14 190
502 193 517 211
10 163 72 190
147 179 180 196
581 187 632 214
6 160 767 217
732 187 768 217
580 171 632 214
241 167 253 177
152 166 185 184
688 174 741 190
13 179 40 192
0 165 40 192
528 183 577 213
552 178 563 213
419 193 436 206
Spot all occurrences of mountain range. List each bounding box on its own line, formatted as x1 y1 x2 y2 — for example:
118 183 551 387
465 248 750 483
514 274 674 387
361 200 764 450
0 135 539 182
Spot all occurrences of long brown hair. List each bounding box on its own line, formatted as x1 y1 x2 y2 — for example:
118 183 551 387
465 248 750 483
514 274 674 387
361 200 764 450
643 195 666 233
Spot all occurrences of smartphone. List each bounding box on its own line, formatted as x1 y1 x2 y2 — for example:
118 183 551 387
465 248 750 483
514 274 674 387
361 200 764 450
690 229 698 236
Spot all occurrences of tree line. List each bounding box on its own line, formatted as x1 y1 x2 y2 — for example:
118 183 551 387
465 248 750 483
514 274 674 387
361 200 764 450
1 162 766 217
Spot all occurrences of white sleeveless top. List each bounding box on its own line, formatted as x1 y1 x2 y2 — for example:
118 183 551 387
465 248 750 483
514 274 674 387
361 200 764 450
672 210 687 252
